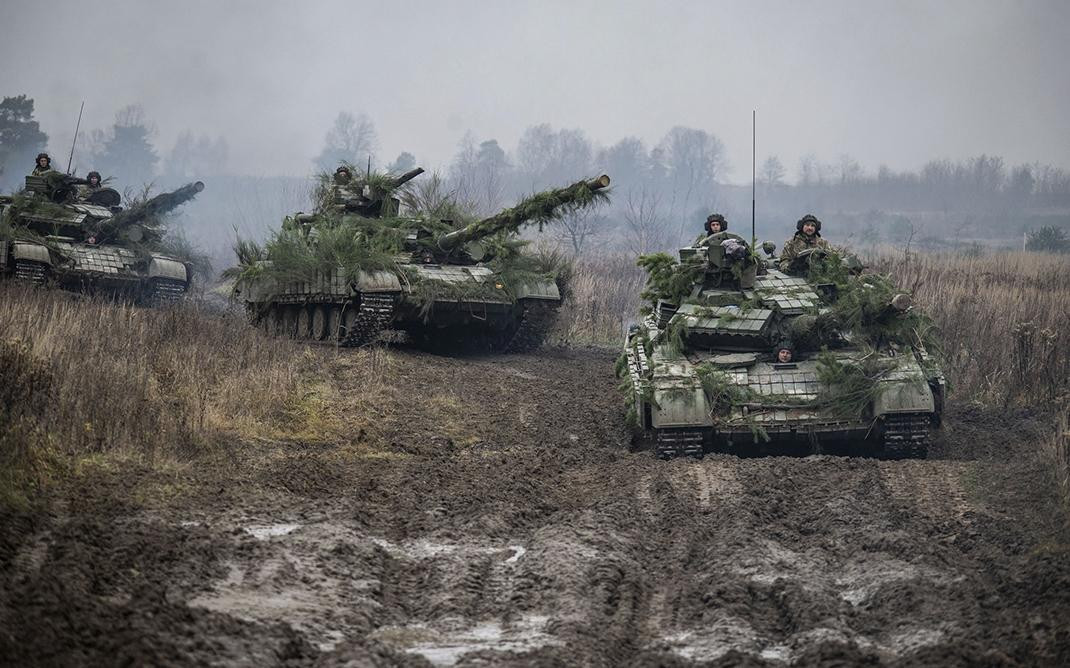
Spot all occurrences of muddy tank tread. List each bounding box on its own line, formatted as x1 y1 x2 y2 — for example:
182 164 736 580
13 260 48 286
340 293 397 347
150 278 187 305
882 413 931 459
655 429 705 459
504 300 559 352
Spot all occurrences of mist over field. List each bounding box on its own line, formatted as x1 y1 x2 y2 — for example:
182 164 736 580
3 0 1070 264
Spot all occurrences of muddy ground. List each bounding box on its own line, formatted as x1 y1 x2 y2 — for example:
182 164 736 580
1 346 1068 666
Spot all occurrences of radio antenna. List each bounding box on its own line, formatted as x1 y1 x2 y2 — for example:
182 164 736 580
751 109 756 245
66 100 85 175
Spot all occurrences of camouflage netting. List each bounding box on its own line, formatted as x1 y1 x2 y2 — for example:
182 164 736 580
227 170 606 308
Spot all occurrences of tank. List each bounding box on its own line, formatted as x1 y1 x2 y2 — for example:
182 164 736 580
0 173 205 303
232 168 610 350
620 232 944 459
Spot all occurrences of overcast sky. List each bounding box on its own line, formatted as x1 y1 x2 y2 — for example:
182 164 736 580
3 0 1068 181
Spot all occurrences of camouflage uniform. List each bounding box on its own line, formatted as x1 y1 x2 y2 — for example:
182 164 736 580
778 232 830 272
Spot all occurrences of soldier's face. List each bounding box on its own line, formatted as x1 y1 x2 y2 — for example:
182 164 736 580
37 157 48 167
802 222 816 235
89 176 99 185
777 349 793 363
710 222 722 233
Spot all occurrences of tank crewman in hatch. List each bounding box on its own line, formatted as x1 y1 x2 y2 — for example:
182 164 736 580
77 171 103 200
695 213 729 244
32 153 57 176
778 214 831 273
775 343 794 363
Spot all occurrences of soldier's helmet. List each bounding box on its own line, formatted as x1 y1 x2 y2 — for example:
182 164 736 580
705 213 728 234
36 152 51 165
796 214 821 233
334 166 352 184
87 171 101 183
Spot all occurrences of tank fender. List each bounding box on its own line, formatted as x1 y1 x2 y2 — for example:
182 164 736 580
148 256 189 282
872 376 935 416
353 269 401 293
12 241 52 265
650 387 714 429
514 279 561 301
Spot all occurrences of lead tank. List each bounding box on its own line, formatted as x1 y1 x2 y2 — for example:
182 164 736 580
233 168 610 350
0 173 205 303
620 233 944 459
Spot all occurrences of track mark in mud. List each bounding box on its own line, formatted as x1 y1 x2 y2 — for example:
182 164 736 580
880 460 976 520
687 458 742 509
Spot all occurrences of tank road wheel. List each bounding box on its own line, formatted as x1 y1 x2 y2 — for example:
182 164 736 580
296 304 313 340
310 304 329 341
13 260 48 286
281 305 300 339
265 305 283 337
342 303 359 340
327 306 343 341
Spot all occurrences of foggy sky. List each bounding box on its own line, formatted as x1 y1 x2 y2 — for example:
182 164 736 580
3 0 1068 181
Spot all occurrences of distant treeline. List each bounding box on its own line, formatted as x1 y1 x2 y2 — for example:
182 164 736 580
5 96 1068 260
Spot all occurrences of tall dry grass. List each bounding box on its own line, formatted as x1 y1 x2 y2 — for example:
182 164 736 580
0 285 306 505
870 250 1070 404
554 254 645 345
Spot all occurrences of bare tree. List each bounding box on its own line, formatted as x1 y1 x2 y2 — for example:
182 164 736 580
314 111 377 172
556 207 603 255
622 187 666 255
759 155 786 189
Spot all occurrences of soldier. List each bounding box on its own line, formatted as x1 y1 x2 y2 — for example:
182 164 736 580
775 344 794 363
334 165 352 184
778 214 831 273
705 213 727 235
77 171 103 200
32 153 56 176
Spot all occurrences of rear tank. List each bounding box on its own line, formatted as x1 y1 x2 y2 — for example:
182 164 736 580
0 173 204 304
620 232 944 459
232 167 610 350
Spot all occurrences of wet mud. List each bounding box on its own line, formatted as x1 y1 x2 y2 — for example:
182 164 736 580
1 347 1068 666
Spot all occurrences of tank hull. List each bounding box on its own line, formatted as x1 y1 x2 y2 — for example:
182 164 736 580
1 239 190 304
241 263 560 350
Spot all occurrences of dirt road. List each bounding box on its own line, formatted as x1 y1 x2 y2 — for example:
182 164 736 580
1 347 1068 666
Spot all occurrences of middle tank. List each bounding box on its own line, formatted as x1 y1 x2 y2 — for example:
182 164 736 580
232 167 610 350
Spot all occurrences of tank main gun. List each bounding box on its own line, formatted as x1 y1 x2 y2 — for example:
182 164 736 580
435 174 610 252
95 181 205 243
387 167 425 189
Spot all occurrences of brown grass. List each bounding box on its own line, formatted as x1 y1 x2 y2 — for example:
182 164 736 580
553 254 645 345
0 286 308 507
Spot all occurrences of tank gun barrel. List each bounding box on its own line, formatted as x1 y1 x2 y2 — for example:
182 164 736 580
106 181 205 229
436 174 610 251
388 167 424 188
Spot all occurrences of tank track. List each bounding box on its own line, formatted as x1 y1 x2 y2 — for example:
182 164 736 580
505 300 559 352
13 260 47 286
655 429 705 459
882 413 930 459
340 293 396 347
150 278 187 305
